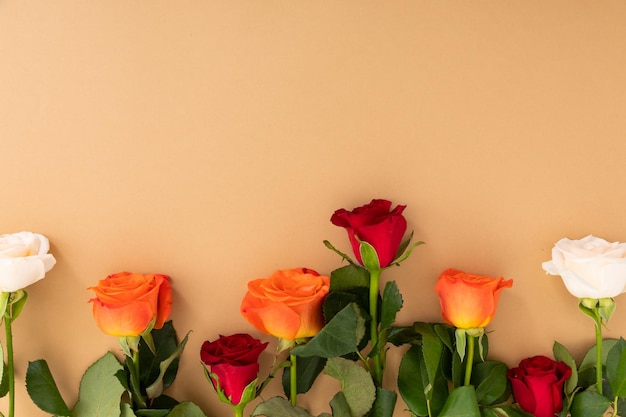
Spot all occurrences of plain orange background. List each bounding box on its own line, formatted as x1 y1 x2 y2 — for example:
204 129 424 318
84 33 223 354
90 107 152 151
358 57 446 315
2 1 626 416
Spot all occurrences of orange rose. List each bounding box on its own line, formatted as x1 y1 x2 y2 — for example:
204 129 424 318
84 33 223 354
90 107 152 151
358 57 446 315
240 268 330 340
88 272 173 337
434 268 512 329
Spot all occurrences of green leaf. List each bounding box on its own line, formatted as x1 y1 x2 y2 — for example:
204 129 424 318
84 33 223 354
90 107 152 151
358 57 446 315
359 242 380 272
606 337 626 398
140 321 182 392
328 392 352 417
282 355 326 395
434 323 455 352
324 358 376 417
379 281 402 332
415 322 444 394
570 389 611 417
72 352 125 417
121 403 137 417
438 386 481 417
369 388 397 417
329 264 370 291
386 325 422 347
398 345 447 416
25 359 70 416
483 406 534 417
578 339 618 388
165 401 209 417
580 339 618 372
251 396 315 417
291 303 365 358
322 289 370 328
471 361 510 405
553 340 578 395
145 330 190 400
398 345 427 415
135 410 169 417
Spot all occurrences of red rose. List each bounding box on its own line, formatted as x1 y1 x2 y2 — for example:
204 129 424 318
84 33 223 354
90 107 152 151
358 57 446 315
507 355 571 417
200 333 268 405
331 199 407 268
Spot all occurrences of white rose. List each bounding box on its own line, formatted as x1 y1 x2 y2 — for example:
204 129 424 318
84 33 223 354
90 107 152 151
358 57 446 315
0 232 56 292
542 235 626 299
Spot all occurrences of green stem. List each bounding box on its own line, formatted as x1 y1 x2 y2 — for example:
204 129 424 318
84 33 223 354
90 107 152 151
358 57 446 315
234 403 245 417
612 396 618 417
464 334 475 386
369 269 383 388
594 310 603 395
131 349 147 409
5 314 14 417
290 353 297 407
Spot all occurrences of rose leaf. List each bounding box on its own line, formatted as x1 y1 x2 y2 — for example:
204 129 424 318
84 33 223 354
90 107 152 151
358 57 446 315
324 357 376 417
25 359 70 416
251 396 314 417
71 352 125 417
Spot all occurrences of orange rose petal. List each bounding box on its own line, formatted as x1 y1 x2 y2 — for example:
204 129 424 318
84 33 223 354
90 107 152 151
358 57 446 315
240 292 271 335
154 275 172 329
91 299 154 337
254 302 301 340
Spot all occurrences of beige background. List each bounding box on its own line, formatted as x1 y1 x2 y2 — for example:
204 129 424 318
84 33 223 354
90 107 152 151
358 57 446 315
2 1 626 416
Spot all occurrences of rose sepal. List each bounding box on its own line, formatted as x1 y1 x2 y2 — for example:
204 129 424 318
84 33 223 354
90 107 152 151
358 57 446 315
323 240 358 266
276 338 297 354
2 290 28 322
204 365 259 407
579 298 616 325
119 336 140 357
455 328 485 362
388 232 425 268
598 298 616 323
359 241 381 273
0 292 10 321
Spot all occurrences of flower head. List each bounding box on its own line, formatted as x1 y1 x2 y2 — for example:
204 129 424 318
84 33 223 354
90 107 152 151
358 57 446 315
508 355 571 417
241 268 330 341
0 231 56 292
201 333 268 405
434 268 512 329
331 199 407 268
88 272 172 337
543 235 626 299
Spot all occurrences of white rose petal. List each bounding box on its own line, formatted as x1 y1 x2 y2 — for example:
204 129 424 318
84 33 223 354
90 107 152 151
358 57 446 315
543 235 626 299
0 232 56 293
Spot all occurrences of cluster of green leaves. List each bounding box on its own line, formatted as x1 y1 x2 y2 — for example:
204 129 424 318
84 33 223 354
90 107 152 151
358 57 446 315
397 322 530 417
554 338 626 417
252 358 376 417
25 321 204 417
253 263 410 417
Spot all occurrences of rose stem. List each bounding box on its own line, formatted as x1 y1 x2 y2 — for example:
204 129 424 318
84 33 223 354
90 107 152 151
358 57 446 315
593 308 603 395
4 305 15 417
131 349 147 408
464 334 475 386
234 403 245 417
290 353 297 407
369 268 383 388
